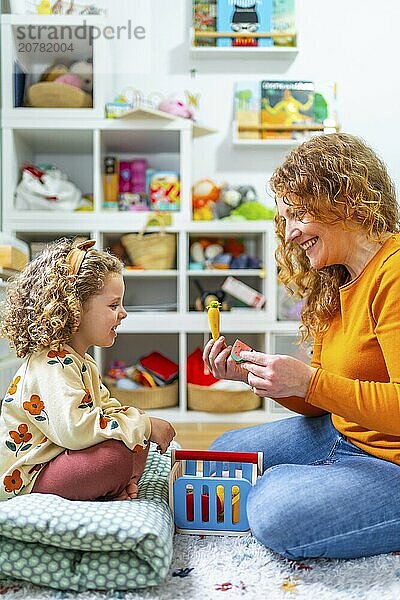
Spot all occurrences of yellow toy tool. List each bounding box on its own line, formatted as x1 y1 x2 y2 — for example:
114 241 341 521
206 300 221 341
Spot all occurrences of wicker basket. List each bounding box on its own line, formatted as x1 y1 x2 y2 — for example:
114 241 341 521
27 82 93 108
187 384 261 413
104 377 178 410
121 231 176 270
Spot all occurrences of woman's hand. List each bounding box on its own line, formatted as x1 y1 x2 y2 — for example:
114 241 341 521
203 337 249 383
149 417 176 454
241 351 316 399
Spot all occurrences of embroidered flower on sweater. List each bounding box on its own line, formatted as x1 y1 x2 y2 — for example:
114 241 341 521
99 414 119 430
6 424 33 456
23 395 48 422
47 350 73 368
3 468 23 494
78 389 93 409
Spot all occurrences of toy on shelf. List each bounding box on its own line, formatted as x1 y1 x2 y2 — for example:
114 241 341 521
169 449 263 535
15 163 83 211
27 59 93 108
192 279 229 312
157 99 194 120
148 171 180 212
37 0 51 13
192 178 220 220
103 156 119 209
106 88 200 122
189 237 263 271
222 276 265 309
191 178 275 221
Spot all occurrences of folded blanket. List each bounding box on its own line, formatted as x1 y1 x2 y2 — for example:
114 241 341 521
0 445 174 591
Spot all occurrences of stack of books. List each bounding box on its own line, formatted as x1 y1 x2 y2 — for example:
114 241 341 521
193 0 296 48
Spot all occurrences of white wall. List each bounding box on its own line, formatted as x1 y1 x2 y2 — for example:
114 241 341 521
107 0 400 206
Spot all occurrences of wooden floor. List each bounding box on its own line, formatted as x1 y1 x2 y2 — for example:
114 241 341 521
173 422 258 450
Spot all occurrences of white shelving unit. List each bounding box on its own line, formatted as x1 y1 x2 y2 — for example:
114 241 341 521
1 13 108 119
0 11 304 424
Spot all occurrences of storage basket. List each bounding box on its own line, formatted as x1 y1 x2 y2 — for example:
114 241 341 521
121 230 176 270
187 384 261 413
27 82 92 109
104 377 178 410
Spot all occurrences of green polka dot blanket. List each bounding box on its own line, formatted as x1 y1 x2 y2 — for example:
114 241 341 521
0 444 175 591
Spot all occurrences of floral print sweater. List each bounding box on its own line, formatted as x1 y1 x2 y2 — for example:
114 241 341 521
0 345 151 501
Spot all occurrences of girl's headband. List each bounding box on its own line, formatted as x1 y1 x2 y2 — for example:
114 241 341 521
65 240 96 275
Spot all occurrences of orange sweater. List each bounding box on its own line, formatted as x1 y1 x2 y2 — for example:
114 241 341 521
276 234 400 464
280 234 400 465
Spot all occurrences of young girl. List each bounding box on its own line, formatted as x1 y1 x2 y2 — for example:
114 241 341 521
0 238 176 502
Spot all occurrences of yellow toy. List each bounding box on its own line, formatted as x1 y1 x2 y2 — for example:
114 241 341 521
206 300 221 341
217 485 240 524
37 0 52 14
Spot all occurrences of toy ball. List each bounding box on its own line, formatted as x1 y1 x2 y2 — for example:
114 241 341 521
55 73 82 89
158 99 194 120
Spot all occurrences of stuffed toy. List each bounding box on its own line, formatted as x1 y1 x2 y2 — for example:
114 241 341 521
42 60 93 93
192 178 220 220
28 59 93 108
158 99 194 120
69 60 93 93
213 185 242 219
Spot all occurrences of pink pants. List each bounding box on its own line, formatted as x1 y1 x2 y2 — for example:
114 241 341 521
32 439 149 501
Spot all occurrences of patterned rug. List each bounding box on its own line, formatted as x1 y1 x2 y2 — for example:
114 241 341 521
1 534 400 600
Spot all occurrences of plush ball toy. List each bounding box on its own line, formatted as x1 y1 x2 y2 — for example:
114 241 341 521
69 60 93 94
55 73 82 89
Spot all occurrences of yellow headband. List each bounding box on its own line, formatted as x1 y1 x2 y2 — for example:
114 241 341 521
65 240 96 276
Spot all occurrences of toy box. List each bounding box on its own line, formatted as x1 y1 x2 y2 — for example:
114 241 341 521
222 276 265 309
169 449 263 535
149 171 180 211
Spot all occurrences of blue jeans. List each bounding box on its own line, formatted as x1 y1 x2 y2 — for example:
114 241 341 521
209 414 400 559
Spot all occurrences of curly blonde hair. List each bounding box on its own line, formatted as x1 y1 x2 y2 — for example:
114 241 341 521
270 133 399 342
0 238 123 357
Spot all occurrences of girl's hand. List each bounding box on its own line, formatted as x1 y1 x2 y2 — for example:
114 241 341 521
240 351 316 398
203 337 249 383
149 417 176 454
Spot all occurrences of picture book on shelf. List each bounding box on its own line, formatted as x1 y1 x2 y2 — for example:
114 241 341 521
271 0 296 46
313 81 338 126
234 81 261 139
193 0 217 46
260 80 315 139
217 0 273 47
